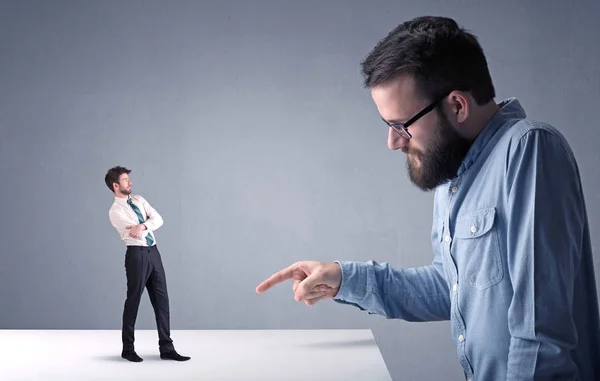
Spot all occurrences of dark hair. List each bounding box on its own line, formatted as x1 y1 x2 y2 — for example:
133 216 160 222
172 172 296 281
361 16 495 105
104 166 131 193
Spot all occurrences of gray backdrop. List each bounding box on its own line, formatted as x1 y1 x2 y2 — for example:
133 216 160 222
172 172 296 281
1 1 599 380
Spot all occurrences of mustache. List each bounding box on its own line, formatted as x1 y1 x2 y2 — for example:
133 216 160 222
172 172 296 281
402 147 422 157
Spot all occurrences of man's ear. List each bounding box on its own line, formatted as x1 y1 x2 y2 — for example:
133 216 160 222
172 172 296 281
447 90 469 124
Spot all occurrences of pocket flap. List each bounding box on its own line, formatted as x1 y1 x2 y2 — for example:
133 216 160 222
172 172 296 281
454 208 496 239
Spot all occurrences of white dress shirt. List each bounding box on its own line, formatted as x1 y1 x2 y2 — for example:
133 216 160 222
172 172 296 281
108 195 163 247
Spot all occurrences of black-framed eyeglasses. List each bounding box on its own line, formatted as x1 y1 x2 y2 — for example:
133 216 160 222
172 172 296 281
381 94 448 140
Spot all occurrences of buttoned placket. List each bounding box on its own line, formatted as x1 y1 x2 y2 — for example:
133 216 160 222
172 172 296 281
443 178 475 380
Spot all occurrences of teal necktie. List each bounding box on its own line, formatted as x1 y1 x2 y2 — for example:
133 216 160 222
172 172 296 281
127 198 154 246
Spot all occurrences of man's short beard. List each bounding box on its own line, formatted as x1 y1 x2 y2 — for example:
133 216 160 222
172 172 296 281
406 110 472 191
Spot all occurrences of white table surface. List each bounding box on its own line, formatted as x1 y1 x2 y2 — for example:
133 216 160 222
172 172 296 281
0 329 392 380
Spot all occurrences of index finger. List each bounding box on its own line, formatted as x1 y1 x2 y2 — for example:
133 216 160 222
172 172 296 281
256 264 295 294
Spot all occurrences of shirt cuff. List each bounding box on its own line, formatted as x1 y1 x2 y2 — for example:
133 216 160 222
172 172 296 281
333 260 369 305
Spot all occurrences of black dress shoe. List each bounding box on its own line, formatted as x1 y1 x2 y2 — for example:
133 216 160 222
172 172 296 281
160 350 191 361
121 350 143 362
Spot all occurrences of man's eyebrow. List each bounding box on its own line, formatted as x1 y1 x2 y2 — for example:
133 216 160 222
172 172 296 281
382 116 408 125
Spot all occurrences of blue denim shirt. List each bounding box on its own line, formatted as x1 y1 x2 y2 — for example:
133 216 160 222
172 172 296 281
334 98 600 380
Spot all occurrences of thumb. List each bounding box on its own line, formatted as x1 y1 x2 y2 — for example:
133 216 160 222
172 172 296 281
125 225 132 229
295 271 322 302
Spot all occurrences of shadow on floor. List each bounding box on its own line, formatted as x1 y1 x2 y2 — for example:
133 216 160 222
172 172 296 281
95 354 162 362
300 338 377 348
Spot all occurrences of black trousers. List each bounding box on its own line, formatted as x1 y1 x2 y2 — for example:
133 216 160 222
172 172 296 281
122 245 174 353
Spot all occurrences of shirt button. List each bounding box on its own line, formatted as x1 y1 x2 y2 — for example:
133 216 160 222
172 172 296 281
444 235 451 243
458 334 465 342
470 225 477 234
452 283 458 292
451 186 459 193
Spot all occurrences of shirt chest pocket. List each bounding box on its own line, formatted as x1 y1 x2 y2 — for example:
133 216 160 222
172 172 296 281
452 208 504 290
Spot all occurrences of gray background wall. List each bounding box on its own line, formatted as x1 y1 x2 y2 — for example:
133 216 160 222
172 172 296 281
1 0 599 380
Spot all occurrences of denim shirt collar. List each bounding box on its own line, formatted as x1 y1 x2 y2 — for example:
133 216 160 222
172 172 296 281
457 97 527 176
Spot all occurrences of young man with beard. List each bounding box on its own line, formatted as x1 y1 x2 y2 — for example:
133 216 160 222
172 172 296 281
105 166 190 363
256 16 600 380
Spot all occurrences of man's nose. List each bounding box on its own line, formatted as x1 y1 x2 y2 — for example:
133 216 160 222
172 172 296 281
388 128 409 150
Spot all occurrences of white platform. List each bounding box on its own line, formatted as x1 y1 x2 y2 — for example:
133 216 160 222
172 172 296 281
0 329 392 380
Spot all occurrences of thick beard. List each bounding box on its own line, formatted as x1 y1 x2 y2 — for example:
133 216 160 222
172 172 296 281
406 112 472 191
